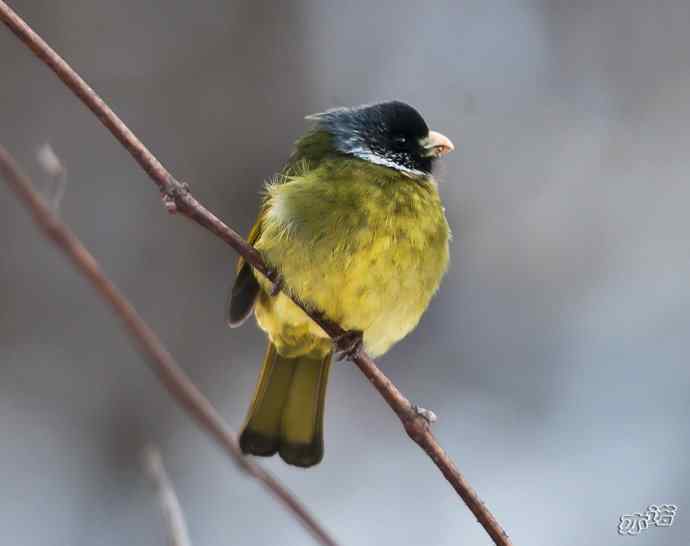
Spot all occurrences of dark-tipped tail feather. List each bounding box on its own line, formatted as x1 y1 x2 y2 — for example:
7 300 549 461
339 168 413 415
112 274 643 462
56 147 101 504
240 343 332 468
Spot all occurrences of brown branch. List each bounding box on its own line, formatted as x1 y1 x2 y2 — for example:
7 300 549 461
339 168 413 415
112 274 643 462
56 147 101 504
0 3 513 545
0 145 338 546
144 446 193 546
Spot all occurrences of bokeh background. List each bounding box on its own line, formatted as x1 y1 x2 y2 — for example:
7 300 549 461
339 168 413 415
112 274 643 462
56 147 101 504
2 1 689 544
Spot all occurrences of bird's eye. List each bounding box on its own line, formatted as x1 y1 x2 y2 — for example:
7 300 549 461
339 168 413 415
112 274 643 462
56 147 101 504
393 135 407 145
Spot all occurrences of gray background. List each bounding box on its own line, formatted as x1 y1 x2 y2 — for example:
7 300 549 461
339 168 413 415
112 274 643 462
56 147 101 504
1 1 688 545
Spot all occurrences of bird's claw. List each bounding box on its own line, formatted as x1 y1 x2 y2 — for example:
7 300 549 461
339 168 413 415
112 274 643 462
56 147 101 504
270 277 283 297
267 267 284 297
334 330 364 361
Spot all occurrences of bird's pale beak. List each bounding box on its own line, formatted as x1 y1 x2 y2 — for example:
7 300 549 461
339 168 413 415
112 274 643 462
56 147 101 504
421 130 455 158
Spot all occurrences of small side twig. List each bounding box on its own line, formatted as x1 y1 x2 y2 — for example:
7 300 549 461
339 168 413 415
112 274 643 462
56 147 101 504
144 446 193 546
36 144 67 211
0 146 338 546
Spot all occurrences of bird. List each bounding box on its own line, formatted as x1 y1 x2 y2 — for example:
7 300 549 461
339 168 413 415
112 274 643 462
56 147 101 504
228 100 453 467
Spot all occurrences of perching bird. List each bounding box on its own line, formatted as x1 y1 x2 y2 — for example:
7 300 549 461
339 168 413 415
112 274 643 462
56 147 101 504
228 101 453 467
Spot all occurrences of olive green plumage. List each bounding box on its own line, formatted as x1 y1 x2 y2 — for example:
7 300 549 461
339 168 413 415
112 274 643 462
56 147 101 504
239 343 331 467
231 103 451 467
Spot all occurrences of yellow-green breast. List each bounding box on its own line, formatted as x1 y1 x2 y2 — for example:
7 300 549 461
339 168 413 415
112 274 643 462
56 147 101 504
253 158 450 358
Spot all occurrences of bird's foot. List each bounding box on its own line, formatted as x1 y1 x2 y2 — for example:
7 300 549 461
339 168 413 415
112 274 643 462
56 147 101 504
334 329 364 361
412 405 437 425
266 266 284 297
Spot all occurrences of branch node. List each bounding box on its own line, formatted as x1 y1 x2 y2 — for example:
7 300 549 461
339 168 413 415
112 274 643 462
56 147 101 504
161 179 190 214
403 405 435 442
412 405 438 425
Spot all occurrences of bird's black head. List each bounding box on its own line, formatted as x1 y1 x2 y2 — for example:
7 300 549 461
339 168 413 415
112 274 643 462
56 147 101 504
307 101 454 177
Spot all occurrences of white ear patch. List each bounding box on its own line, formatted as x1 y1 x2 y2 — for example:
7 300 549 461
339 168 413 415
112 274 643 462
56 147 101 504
349 147 426 178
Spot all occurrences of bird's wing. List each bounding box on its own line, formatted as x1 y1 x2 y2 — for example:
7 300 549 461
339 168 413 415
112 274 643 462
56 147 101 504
226 134 326 327
226 210 264 328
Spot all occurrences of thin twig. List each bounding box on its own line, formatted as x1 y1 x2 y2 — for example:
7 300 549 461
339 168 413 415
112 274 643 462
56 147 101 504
37 144 67 210
0 3 513 544
144 446 193 546
0 146 338 546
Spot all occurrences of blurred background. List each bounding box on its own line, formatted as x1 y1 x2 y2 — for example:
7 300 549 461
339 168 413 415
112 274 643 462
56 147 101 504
1 1 689 544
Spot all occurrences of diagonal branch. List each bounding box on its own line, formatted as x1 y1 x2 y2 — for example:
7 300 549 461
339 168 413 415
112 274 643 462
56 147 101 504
0 145 338 546
0 3 513 545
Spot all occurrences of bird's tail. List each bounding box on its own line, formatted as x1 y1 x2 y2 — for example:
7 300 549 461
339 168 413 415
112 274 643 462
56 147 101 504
239 342 332 467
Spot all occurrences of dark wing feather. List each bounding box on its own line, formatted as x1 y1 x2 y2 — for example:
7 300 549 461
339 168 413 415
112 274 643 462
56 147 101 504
226 262 260 327
227 135 328 327
226 215 264 328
